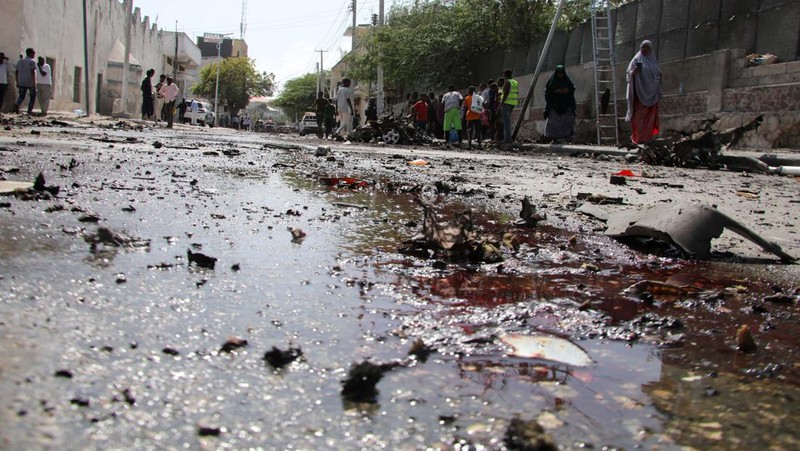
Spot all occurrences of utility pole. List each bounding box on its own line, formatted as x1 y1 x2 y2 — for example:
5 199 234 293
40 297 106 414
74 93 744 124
173 21 178 80
351 0 357 51
315 50 327 95
119 0 133 117
82 0 91 115
376 0 384 113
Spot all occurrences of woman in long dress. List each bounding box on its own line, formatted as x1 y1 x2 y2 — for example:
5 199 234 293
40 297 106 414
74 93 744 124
544 65 576 142
625 40 662 144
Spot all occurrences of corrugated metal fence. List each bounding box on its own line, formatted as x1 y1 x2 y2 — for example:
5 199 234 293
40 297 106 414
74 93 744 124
467 0 799 85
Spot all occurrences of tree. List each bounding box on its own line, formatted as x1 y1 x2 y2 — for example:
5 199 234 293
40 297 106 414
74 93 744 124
272 72 328 121
192 57 275 114
348 0 635 91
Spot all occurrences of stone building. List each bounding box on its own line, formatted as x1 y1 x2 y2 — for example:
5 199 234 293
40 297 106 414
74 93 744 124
0 0 200 116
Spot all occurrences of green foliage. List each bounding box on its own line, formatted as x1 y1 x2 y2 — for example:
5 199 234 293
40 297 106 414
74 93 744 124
192 57 275 114
348 0 633 90
272 72 328 121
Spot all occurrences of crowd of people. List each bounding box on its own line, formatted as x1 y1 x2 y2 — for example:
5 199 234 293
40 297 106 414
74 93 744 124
3 40 662 146
0 48 53 116
318 40 662 146
140 69 193 128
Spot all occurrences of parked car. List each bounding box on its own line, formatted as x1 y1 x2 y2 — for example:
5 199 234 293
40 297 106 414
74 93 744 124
182 100 216 127
298 112 319 136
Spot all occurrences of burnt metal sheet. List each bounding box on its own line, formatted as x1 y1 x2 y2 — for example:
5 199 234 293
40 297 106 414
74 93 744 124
580 202 795 262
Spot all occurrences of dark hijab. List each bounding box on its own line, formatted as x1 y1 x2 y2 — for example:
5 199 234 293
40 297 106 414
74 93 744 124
545 65 576 115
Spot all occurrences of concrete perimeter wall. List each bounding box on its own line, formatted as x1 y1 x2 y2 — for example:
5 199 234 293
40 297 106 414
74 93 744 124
466 0 800 148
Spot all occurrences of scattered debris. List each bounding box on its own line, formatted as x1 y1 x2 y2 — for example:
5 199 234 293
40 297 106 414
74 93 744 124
197 420 222 437
640 115 763 168
319 177 370 189
341 360 401 404
747 53 778 66
219 337 248 353
501 334 593 367
33 172 60 196
263 346 303 369
70 397 90 407
187 249 217 269
78 214 101 223
0 180 34 194
90 135 140 144
399 200 512 263
736 325 757 353
504 417 558 451
516 196 546 227
408 339 434 362
83 227 149 253
609 175 627 185
288 227 306 243
576 192 624 205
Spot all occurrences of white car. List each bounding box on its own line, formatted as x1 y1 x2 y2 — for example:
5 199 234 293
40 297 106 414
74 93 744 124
298 112 319 136
182 100 216 127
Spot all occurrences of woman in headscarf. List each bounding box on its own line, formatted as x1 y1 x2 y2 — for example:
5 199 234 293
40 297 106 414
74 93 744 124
544 65 576 142
626 40 662 144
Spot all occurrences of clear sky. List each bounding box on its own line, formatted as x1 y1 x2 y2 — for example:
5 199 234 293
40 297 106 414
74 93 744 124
132 0 385 93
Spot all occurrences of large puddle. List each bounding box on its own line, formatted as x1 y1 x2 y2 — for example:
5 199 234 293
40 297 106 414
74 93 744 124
0 140 798 449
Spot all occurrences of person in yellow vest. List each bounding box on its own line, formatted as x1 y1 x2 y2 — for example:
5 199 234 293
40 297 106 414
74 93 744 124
501 69 519 144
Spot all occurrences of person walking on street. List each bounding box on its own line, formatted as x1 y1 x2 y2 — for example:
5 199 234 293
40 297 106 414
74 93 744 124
14 48 37 115
442 85 463 143
464 86 484 150
0 53 9 110
313 91 328 138
190 99 199 125
366 97 378 122
426 92 438 136
158 76 180 128
178 98 187 123
626 40 662 144
501 69 519 145
543 65 576 143
412 93 429 132
335 78 354 138
141 69 154 120
324 98 336 139
153 74 166 123
36 56 52 116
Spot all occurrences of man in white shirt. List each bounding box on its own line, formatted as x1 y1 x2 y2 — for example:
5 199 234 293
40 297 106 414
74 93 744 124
335 78 354 137
153 74 166 123
190 100 199 125
158 76 180 128
0 53 9 111
36 57 52 116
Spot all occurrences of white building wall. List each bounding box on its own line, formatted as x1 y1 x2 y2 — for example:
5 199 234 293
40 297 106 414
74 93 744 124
0 0 178 116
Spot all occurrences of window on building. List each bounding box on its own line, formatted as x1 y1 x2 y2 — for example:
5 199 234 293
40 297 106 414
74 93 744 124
73 67 82 103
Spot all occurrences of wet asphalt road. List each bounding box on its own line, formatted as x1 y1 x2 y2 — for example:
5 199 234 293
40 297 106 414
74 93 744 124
1 116 799 449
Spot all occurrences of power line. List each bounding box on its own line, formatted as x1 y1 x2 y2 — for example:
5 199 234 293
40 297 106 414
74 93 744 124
315 0 351 49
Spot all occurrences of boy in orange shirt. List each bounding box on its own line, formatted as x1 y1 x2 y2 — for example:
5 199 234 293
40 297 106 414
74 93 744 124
463 86 484 149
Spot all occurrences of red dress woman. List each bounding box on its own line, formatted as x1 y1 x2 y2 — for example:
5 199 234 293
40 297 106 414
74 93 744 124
625 40 662 144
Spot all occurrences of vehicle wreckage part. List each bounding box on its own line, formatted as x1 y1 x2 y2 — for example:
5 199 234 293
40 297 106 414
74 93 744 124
578 202 795 262
382 128 401 145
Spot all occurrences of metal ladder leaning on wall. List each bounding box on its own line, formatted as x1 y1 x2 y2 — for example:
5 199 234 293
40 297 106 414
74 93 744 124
590 0 620 146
